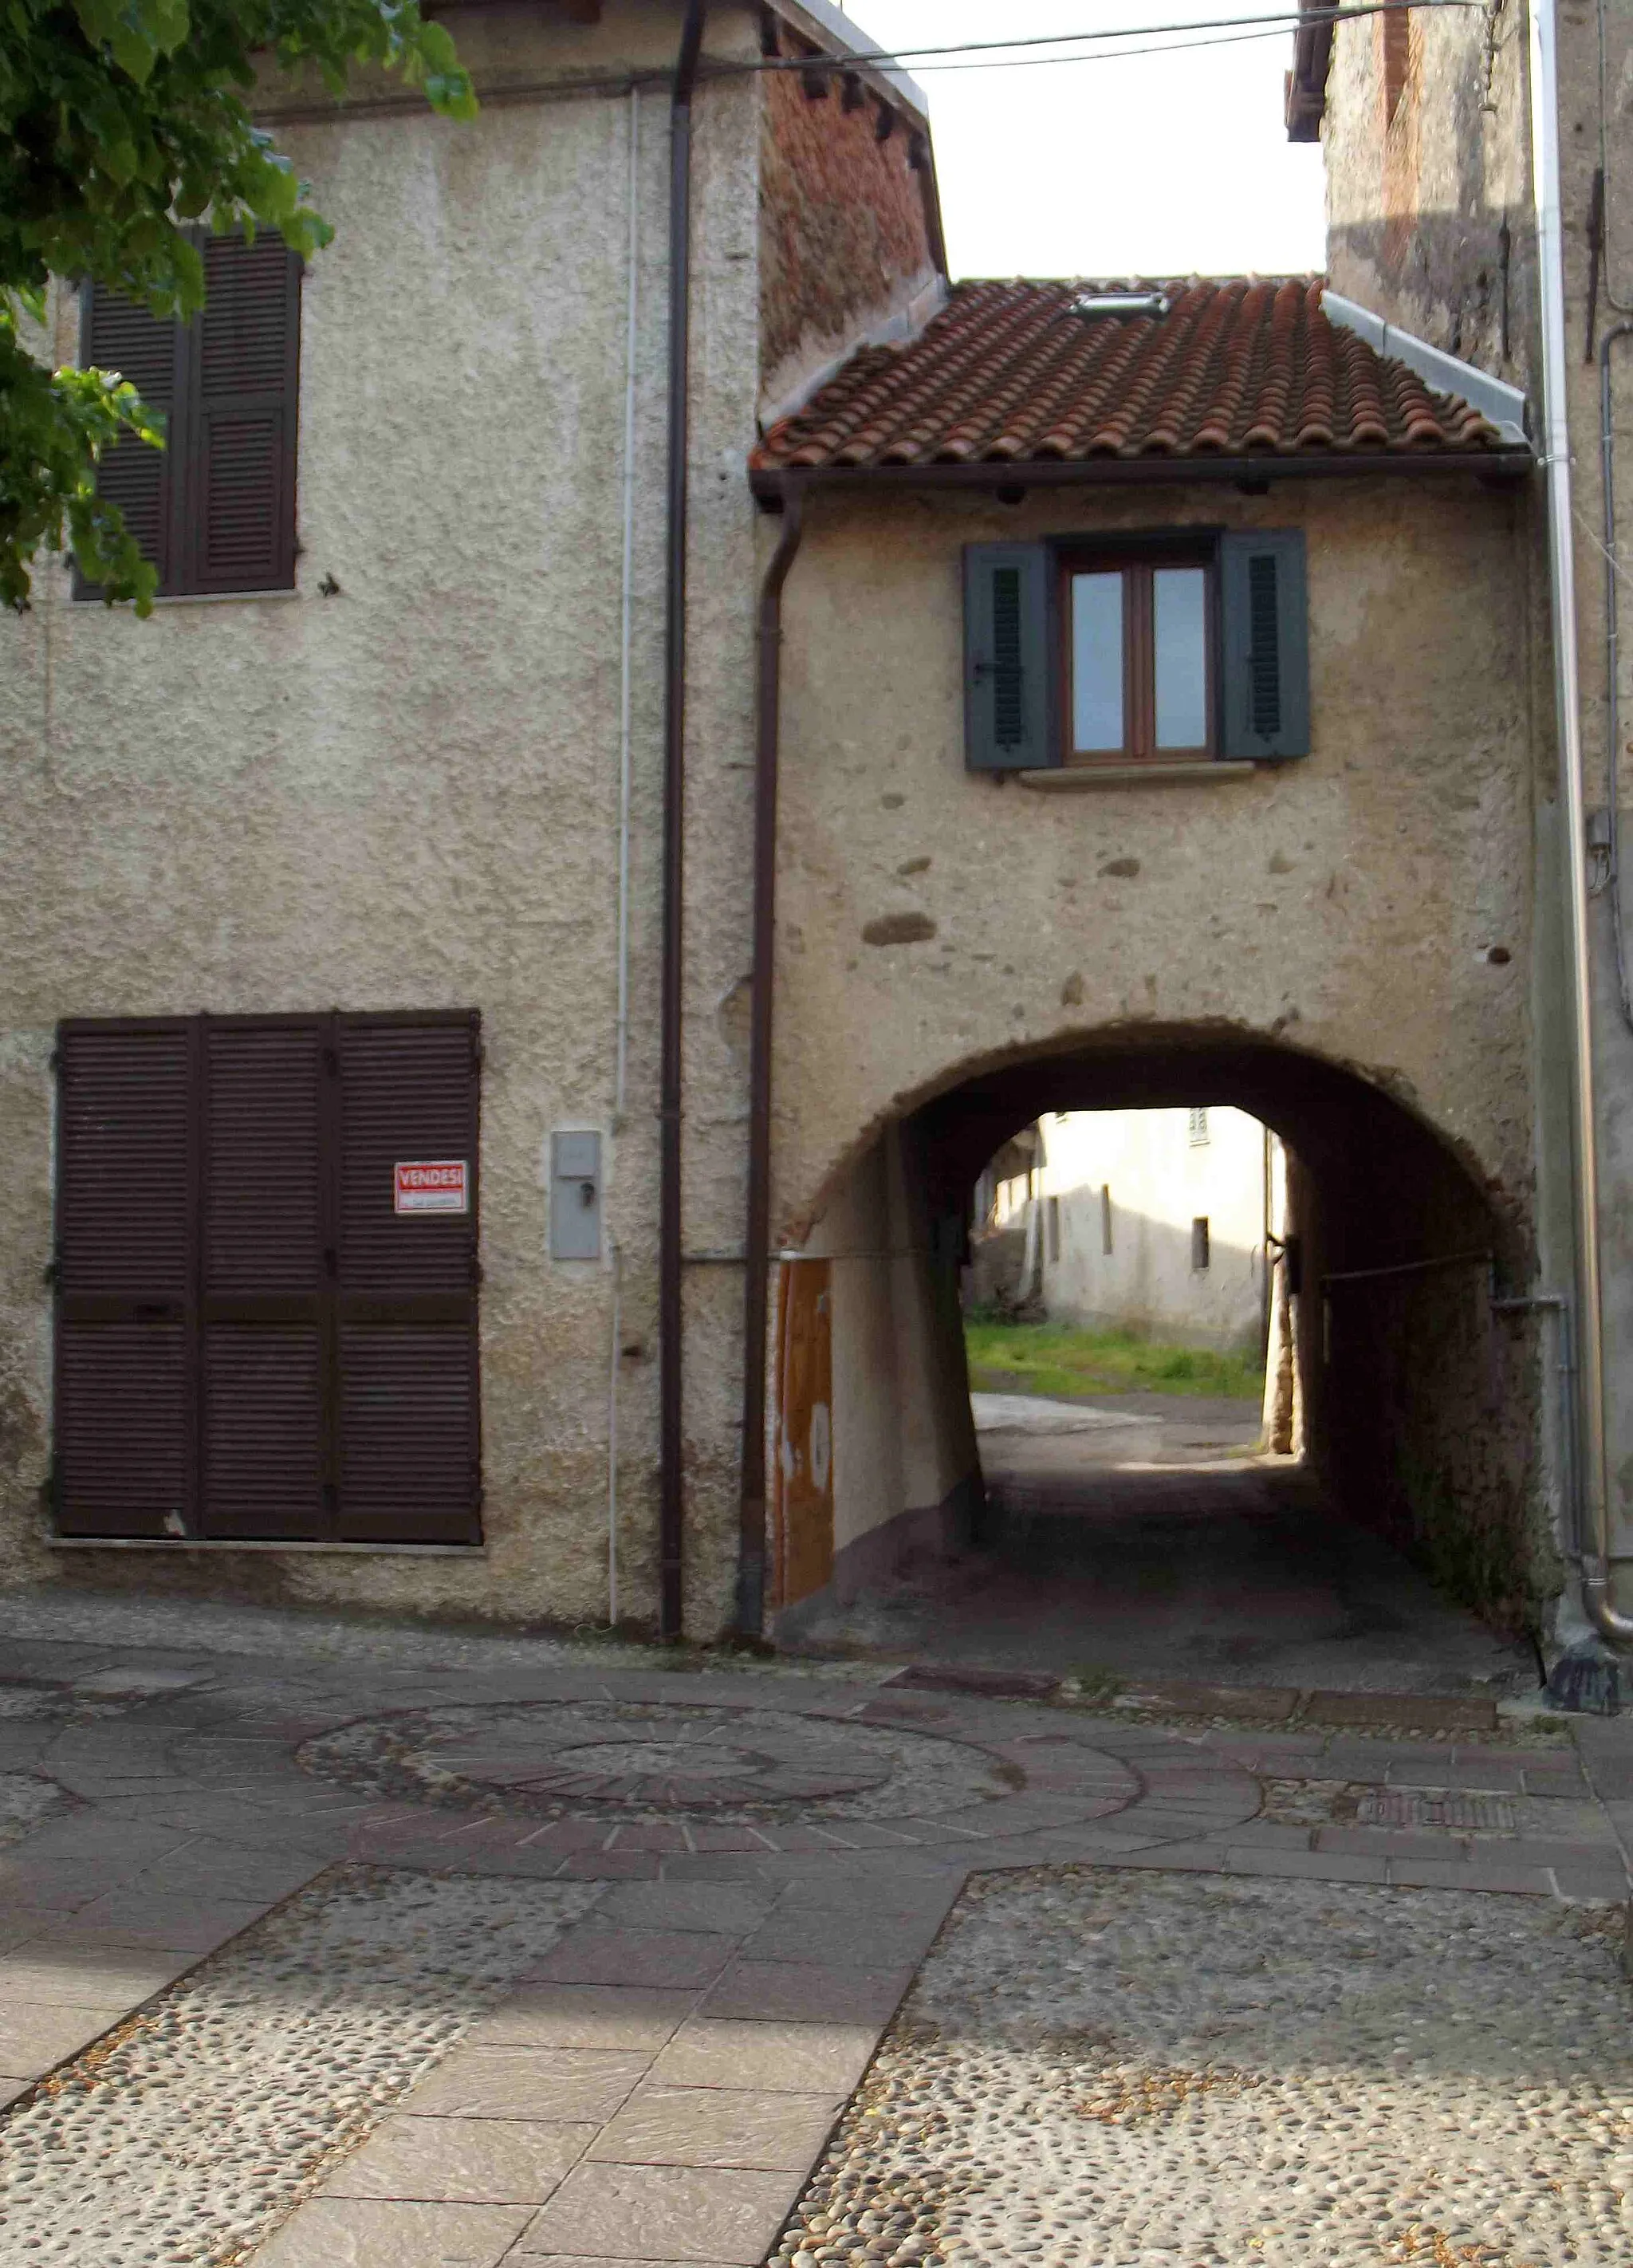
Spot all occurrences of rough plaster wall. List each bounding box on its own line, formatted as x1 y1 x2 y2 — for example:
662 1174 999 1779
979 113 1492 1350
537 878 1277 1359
886 1127 978 1519
802 1140 903 1555
799 1122 978 1564
0 3 768 1635
757 67 938 420
772 478 1535 1238
768 475 1544 1600
1324 0 1633 1573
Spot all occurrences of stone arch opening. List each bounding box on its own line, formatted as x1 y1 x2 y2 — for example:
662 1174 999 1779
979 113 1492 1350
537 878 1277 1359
770 1024 1551 1683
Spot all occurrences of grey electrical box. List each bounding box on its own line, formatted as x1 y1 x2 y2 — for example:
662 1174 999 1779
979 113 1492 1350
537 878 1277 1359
550 1131 603 1260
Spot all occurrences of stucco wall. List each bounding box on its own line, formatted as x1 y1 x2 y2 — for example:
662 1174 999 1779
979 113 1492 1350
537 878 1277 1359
0 2 771 1632
781 1120 979 1616
771 476 1537 1238
1016 1106 1271 1352
766 471 1547 1604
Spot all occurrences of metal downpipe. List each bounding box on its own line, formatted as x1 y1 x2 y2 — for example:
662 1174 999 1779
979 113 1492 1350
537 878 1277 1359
1531 0 1633 1644
734 480 806 1640
658 0 706 1644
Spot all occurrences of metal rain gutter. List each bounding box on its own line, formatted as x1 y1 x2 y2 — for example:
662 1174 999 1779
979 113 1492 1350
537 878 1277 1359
1320 290 1530 445
1530 0 1633 1645
658 0 706 1644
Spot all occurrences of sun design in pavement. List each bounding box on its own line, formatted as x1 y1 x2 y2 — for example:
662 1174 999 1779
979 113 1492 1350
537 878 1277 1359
297 1698 1018 1822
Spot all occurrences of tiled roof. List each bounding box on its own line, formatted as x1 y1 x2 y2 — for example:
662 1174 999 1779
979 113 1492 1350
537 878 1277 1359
752 278 1511 474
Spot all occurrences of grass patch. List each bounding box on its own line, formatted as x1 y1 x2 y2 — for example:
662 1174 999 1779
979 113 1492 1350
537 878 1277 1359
966 1315 1265 1403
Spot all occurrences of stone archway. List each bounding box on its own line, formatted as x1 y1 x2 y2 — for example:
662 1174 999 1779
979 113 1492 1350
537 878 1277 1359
772 1022 1552 1645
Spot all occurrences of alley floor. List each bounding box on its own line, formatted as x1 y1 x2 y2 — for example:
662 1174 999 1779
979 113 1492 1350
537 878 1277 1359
0 1580 1629 2265
795 1393 1537 1698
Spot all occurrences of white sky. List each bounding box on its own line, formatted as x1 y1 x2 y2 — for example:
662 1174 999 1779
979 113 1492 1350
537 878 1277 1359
839 1 1328 280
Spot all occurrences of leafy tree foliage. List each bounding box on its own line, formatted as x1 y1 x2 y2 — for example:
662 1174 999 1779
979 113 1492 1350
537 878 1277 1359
2 0 475 612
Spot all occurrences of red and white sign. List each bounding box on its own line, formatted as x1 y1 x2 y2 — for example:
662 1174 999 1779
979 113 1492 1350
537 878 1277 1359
394 1160 468 1215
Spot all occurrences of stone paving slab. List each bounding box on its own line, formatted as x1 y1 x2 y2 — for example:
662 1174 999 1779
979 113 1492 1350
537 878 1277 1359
321 2112 598 2203
587 2085 845 2171
256 2197 534 2266
519 2163 797 2265
399 2047 651 2124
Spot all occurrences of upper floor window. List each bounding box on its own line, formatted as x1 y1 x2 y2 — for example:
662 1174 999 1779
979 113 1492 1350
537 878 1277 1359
78 234 301 600
1066 550 1214 763
962 530 1310 774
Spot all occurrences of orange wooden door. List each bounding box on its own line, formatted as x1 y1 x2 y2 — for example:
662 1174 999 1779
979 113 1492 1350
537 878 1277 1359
772 1258 833 1608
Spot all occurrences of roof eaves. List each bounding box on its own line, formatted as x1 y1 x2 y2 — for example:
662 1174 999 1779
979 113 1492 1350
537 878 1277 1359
749 449 1534 500
1321 290 1531 445
765 0 930 122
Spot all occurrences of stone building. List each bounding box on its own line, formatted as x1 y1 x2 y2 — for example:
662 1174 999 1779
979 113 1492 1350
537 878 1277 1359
1285 0 1633 1659
0 0 1592 1658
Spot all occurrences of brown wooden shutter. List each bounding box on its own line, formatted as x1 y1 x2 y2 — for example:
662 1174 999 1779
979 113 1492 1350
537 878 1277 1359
185 236 301 593
199 1020 328 1538
55 1023 195 1534
79 285 184 593
335 1015 482 1545
55 1012 481 1547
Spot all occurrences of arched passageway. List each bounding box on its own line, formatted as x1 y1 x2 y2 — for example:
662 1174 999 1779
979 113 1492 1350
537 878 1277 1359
770 1028 1552 1693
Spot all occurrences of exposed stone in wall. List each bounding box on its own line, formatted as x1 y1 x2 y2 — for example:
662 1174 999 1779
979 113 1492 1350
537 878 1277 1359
1322 6 1533 390
757 65 939 419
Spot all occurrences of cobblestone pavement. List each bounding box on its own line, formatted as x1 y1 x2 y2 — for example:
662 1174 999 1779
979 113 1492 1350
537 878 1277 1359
0 1597 1629 2265
772 1870 1633 2267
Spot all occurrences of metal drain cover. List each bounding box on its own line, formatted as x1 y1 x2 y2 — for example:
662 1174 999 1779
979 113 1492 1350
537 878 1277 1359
1356 1790 1517 1833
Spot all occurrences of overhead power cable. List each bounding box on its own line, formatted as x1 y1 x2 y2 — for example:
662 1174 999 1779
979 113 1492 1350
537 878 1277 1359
711 1 1483 81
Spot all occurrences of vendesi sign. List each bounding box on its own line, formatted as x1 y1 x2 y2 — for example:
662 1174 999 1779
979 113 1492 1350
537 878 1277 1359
394 1160 468 1215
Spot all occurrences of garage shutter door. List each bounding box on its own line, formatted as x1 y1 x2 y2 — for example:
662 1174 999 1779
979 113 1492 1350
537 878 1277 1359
53 1012 482 1545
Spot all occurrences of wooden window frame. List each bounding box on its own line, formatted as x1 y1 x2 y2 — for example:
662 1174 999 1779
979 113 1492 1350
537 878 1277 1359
1058 544 1218 766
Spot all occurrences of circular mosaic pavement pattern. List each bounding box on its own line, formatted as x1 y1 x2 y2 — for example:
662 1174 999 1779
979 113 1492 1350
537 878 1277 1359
297 1698 1022 1822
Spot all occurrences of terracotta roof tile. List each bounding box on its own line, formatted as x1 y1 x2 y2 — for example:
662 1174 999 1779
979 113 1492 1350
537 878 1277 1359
752 277 1508 473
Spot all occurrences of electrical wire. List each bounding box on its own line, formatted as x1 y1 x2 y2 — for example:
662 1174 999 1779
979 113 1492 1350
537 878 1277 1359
717 2 1482 81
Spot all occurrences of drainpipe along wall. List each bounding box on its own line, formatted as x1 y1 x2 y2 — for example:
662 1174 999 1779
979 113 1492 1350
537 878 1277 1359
659 0 706 1643
1530 0 1633 1644
735 480 806 1639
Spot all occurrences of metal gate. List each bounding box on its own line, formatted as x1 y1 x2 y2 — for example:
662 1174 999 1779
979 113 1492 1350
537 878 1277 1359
53 1010 482 1544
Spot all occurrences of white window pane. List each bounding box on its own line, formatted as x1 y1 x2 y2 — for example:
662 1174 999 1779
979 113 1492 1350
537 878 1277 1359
1072 573 1123 751
1154 566 1208 749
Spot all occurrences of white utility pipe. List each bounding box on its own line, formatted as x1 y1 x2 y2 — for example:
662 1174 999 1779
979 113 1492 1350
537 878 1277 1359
1530 0 1633 1642
615 81 640 1124
608 84 641 1627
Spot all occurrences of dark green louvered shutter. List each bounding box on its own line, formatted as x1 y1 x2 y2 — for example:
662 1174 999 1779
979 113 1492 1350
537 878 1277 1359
77 282 183 593
1220 530 1310 759
963 544 1053 770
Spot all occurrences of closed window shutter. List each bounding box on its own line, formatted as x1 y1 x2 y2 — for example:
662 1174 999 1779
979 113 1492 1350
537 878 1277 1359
55 1024 195 1534
79 284 183 593
55 1013 482 1548
336 1015 482 1545
963 544 1053 770
187 235 301 593
1219 530 1311 759
200 1021 328 1538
